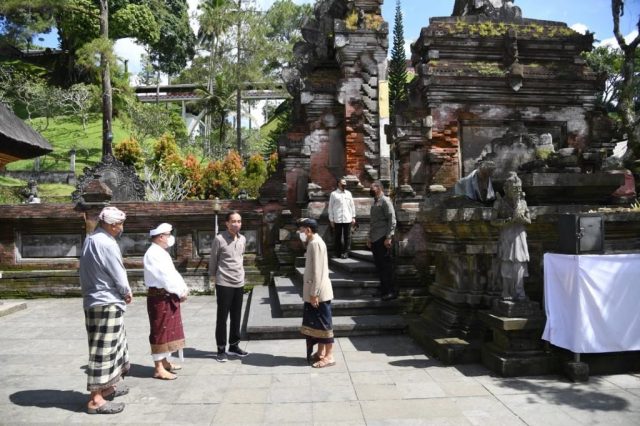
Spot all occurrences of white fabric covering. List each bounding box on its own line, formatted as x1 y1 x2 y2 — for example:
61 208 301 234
542 253 640 353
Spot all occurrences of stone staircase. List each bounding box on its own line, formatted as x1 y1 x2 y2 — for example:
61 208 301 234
246 250 429 339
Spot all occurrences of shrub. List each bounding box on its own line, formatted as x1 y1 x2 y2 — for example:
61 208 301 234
114 136 144 169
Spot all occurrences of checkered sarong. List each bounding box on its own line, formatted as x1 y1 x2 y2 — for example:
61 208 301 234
85 305 130 391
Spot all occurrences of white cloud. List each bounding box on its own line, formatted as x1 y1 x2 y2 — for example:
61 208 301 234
570 23 588 35
114 38 145 75
598 30 639 48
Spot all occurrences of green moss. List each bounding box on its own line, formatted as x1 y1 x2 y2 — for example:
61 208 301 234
448 20 576 39
465 61 506 77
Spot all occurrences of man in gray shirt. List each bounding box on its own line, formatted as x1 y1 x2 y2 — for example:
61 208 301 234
79 206 132 415
367 181 397 300
209 210 249 362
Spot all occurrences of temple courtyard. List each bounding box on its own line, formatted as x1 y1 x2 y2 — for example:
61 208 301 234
0 296 639 425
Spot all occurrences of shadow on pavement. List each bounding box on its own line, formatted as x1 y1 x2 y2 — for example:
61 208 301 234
240 353 307 367
183 347 215 359
126 363 155 378
388 358 442 368
10 389 85 412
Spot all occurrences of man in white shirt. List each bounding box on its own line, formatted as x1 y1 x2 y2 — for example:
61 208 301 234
144 223 189 380
328 178 356 259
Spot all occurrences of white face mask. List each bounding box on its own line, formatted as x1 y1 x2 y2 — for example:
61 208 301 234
298 231 307 243
166 235 175 247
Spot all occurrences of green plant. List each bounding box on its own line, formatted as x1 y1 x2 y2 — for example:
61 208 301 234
364 14 384 31
114 136 144 169
345 10 358 30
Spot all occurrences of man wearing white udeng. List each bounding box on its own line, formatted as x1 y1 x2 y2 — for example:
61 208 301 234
144 223 189 380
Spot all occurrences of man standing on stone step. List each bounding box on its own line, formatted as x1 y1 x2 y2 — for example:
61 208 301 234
367 180 397 301
328 177 356 259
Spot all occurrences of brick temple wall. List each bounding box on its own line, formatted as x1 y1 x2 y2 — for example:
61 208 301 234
0 200 278 296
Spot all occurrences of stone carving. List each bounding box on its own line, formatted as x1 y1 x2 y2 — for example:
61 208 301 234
491 172 530 301
452 0 521 20
73 154 145 202
21 179 41 204
504 28 524 91
454 159 497 203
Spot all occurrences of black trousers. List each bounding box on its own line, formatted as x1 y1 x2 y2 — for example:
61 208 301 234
333 222 352 256
215 285 243 349
371 237 394 295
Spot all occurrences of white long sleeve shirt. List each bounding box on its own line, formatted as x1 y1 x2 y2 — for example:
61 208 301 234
328 188 356 224
143 243 188 297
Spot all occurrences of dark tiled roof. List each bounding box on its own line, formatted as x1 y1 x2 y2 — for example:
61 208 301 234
0 103 53 160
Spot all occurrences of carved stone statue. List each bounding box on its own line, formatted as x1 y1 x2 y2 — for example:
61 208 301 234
22 179 41 204
491 171 530 301
452 0 521 20
454 159 497 203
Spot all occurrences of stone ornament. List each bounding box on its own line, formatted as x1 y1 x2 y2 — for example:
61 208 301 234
491 171 530 301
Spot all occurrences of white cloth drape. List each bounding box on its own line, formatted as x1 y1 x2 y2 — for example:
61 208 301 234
542 253 640 353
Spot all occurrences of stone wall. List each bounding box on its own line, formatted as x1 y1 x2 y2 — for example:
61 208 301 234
0 170 75 185
0 200 282 297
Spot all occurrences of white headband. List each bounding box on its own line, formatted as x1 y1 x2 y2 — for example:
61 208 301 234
99 206 126 224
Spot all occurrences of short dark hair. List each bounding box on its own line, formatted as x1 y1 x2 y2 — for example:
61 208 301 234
225 210 242 221
297 218 318 233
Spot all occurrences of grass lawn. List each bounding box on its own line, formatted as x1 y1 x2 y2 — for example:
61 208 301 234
1 115 132 204
4 115 131 174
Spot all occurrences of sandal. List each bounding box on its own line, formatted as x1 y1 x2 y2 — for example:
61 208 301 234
311 358 336 368
87 401 125 415
103 383 129 401
164 362 182 372
153 373 177 380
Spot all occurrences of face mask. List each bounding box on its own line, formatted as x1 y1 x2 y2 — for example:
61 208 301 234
229 224 241 234
166 235 175 247
298 231 307 243
369 189 376 197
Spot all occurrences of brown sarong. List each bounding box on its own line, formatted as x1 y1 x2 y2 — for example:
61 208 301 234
147 287 185 354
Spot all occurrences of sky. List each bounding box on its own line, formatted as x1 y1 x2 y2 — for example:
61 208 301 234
28 0 640 77
11 0 636 129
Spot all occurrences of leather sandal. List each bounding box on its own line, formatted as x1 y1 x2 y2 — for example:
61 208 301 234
311 358 336 368
87 401 125 415
103 383 129 401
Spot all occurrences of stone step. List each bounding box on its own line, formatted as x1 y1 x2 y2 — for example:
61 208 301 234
294 267 380 297
329 256 377 274
348 250 374 262
246 286 407 340
275 276 405 317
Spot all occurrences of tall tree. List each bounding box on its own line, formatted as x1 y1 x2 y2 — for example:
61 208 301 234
146 0 196 76
263 0 313 76
611 0 640 164
388 0 408 117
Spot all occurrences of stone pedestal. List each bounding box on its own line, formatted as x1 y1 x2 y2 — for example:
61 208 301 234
564 360 589 382
480 302 559 377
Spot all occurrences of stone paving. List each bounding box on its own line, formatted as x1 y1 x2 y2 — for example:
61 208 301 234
1 296 640 425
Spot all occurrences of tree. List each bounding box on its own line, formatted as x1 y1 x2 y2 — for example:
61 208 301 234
262 0 313 75
137 49 160 86
144 163 189 201
146 0 196 76
388 0 408 116
611 0 640 165
583 46 626 111
61 83 97 131
0 3 54 50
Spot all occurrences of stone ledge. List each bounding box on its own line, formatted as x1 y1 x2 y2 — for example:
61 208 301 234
0 301 27 317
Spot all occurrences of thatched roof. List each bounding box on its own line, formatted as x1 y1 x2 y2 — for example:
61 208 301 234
0 102 53 167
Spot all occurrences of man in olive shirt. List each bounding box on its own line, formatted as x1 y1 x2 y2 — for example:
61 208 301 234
367 181 397 300
209 210 249 362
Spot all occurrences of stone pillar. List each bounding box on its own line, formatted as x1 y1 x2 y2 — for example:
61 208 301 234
69 149 76 173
